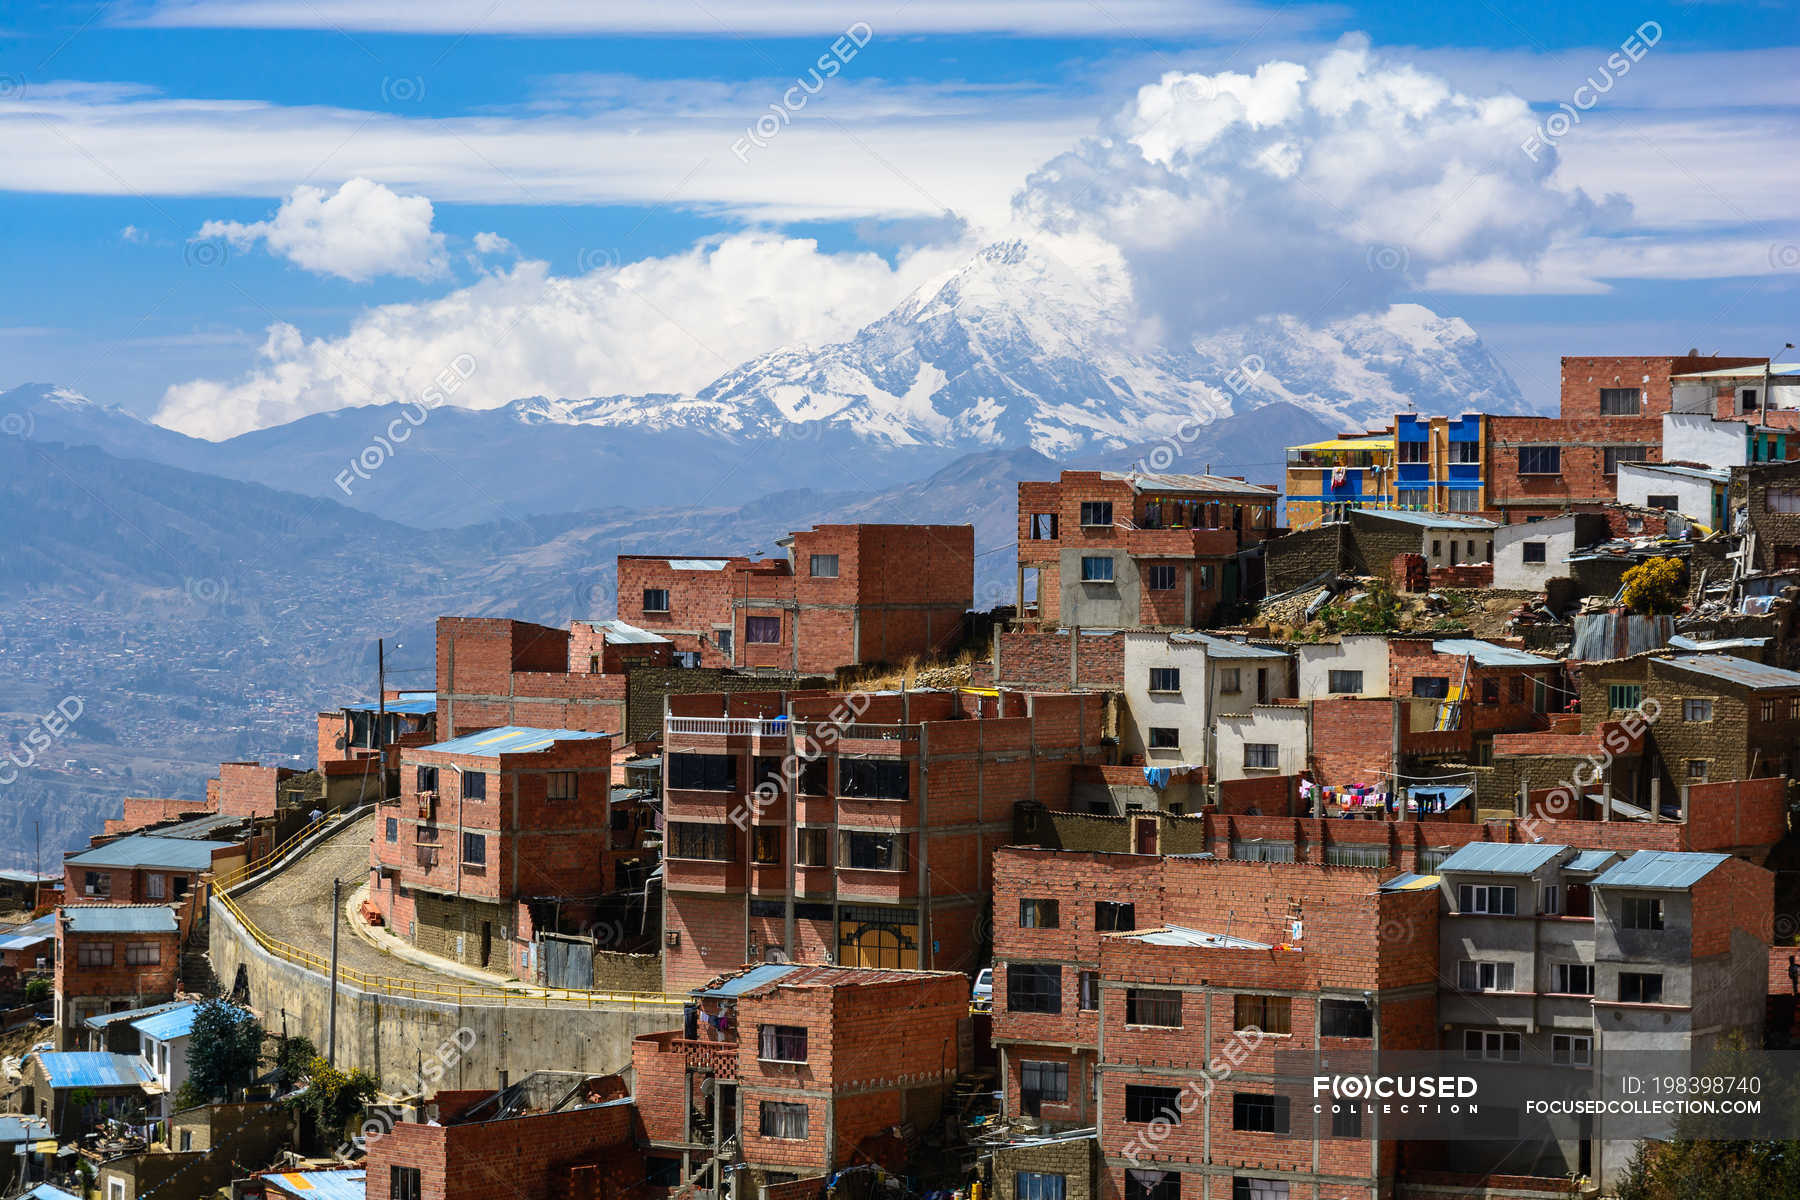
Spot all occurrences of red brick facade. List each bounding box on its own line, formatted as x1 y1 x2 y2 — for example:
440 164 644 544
53 905 182 1048
434 618 627 741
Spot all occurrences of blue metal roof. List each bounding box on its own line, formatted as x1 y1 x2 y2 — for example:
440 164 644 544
693 962 799 998
20 1186 79 1200
1431 639 1559 669
1565 850 1620 873
1667 635 1770 652
0 914 55 950
344 697 436 716
1593 851 1730 891
34 1052 154 1090
61 904 178 934
1361 509 1497 530
1661 655 1800 691
419 725 610 757
0 1115 51 1143
83 1000 187 1031
132 1002 203 1042
1437 842 1567 876
65 833 235 870
263 1170 367 1199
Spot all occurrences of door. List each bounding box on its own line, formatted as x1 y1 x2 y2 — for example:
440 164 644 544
480 921 493 969
538 934 595 989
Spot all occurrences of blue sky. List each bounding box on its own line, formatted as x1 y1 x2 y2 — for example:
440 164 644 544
1 0 1795 437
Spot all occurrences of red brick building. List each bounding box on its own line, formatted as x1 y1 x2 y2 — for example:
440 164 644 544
660 686 1107 990
632 962 968 1195
435 618 631 741
53 904 182 1049
315 694 438 770
617 524 975 674
1016 471 1278 629
367 726 619 977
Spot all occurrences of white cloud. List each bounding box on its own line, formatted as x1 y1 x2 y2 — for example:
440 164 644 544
153 232 969 440
119 224 147 243
472 232 514 256
196 177 448 282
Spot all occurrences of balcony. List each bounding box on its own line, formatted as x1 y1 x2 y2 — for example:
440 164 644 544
676 1037 740 1078
667 717 789 737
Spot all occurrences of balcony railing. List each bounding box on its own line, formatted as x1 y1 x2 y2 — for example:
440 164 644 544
674 1037 740 1078
666 717 788 737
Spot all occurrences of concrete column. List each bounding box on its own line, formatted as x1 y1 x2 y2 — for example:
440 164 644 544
1068 625 1080 688
1602 780 1612 823
1517 778 1528 820
1680 784 1690 825
1650 777 1661 823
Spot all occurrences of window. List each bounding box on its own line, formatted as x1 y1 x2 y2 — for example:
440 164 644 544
1482 678 1500 706
1125 988 1182 1027
541 770 575 802
745 616 782 643
77 943 114 968
1079 501 1113 527
1396 486 1430 508
642 588 670 613
462 771 487 800
669 822 733 861
752 826 782 865
1521 541 1546 564
179 1131 191 1152
1768 487 1800 514
1599 387 1642 415
841 830 906 871
1464 1030 1521 1062
1199 564 1216 589
1450 441 1481 464
1019 899 1060 929
1234 994 1291 1035
1552 964 1595 995
1620 972 1664 1004
1458 961 1516 992
1397 439 1429 463
1029 513 1059 540
145 873 166 900
1320 998 1373 1038
1331 1103 1363 1138
668 753 737 791
1147 727 1180 750
1232 1092 1290 1134
1412 676 1450 699
1095 901 1137 932
1017 1174 1066 1200
1541 884 1562 915
1078 971 1099 1011
759 1024 808 1063
1148 667 1180 693
1447 490 1479 513
1243 743 1280 770
1324 843 1388 868
392 1167 423 1200
760 1101 809 1140
1219 667 1241 693
1007 964 1061 1013
415 765 439 793
1518 446 1561 475
797 828 828 866
1647 494 1680 511
1126 1172 1179 1200
1230 839 1294 863
1604 445 1651 475
1510 676 1525 704
124 942 161 966
1147 563 1177 591
82 871 111 898
1020 1060 1069 1106
461 832 486 867
1123 1085 1182 1124
1687 759 1709 782
1553 1034 1593 1067
1080 556 1114 583
1457 884 1517 915
1621 896 1664 930
1327 669 1363 694
839 758 908 799
809 553 839 578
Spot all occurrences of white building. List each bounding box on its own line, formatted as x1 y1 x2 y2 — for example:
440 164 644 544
1357 509 1497 568
1215 706 1310 782
1616 461 1728 530
1293 635 1391 699
132 1003 198 1118
1121 631 1291 769
1492 514 1612 591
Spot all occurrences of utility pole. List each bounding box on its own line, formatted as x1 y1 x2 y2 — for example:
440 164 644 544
327 877 342 1065
377 638 387 772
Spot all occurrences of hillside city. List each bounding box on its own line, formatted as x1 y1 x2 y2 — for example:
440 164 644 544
5 351 1800 1200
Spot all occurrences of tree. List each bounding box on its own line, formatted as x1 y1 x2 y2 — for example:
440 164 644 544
274 1033 318 1086
24 977 51 1002
185 999 265 1102
289 1055 379 1140
1621 556 1687 615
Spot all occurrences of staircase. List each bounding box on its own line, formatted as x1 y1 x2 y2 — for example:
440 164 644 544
182 919 222 997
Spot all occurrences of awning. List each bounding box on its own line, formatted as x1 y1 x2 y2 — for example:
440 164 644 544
1380 873 1440 892
1291 437 1395 452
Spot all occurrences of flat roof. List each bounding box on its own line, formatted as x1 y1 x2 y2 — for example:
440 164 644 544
420 725 611 757
588 619 671 645
60 905 179 934
1360 509 1497 531
1593 850 1731 891
65 833 236 871
1112 925 1271 949
1618 461 1729 483
133 1002 204 1042
0 1116 51 1143
668 558 732 571
1380 872 1441 892
1289 436 1395 452
1565 850 1621 874
343 697 437 716
33 1051 154 1090
1431 639 1559 669
1165 632 1290 659
1672 362 1795 380
264 1173 367 1200
1100 470 1277 497
1661 654 1800 691
1437 842 1567 876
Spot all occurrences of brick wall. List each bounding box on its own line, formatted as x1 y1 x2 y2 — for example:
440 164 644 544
1264 524 1346 593
365 1094 641 1200
623 667 830 742
107 796 216 835
1429 564 1494 589
1486 415 1663 518
217 761 295 819
994 629 1125 690
1560 355 1765 420
1309 697 1395 787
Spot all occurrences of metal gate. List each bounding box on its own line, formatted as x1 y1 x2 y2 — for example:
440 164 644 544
538 933 595 989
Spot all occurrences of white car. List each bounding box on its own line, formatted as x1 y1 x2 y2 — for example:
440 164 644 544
971 967 993 1011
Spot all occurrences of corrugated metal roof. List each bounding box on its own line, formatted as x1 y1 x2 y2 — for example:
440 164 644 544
151 811 250 840
1431 639 1559 669
420 725 610 757
1593 850 1730 891
1661 655 1800 691
1379 872 1441 892
1360 509 1497 530
1565 850 1620 873
1165 632 1289 658
1099 470 1277 497
668 558 731 570
83 999 187 1031
264 1170 368 1199
0 868 53 883
0 1116 51 1143
1116 925 1271 949
1667 635 1771 652
344 697 437 716
1672 362 1799 379
35 1052 154 1090
20 1185 79 1200
65 833 235 870
693 962 800 998
0 914 55 950
1437 842 1567 876
61 905 178 934
133 1002 204 1042
1618 462 1728 483
593 619 671 645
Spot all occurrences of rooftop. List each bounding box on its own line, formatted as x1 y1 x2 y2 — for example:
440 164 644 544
0 1115 51 1143
0 913 55 950
1431 638 1559 669
60 904 179 934
420 725 611 757
1108 925 1271 949
83 999 188 1032
667 558 732 571
1672 362 1795 380
1164 632 1290 659
586 619 671 646
33 1051 155 1090
1566 850 1621 874
1288 436 1395 453
342 696 437 716
1437 842 1567 877
1661 654 1800 691
692 962 957 999
132 1002 204 1042
1099 470 1277 498
65 832 237 871
1617 461 1730 483
262 1170 367 1200
1593 850 1731 891
1360 509 1498 531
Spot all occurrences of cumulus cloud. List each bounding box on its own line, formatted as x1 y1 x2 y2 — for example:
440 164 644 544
1013 36 1631 336
472 232 515 256
119 224 147 243
196 177 448 282
154 233 968 440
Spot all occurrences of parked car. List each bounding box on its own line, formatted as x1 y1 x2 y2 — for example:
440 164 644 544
970 967 993 1012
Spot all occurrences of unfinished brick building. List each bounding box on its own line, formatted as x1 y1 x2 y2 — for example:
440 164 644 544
660 686 1107 990
53 904 182 1049
367 726 622 978
617 524 975 674
1016 471 1277 629
633 963 968 1197
434 617 629 741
